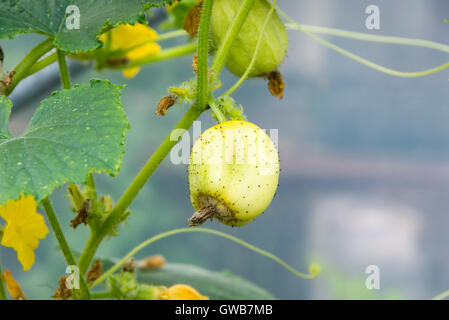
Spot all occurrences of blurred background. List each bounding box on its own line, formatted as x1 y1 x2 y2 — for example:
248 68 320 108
1 0 448 299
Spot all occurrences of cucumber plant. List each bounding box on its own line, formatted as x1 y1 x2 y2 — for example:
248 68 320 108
0 0 447 300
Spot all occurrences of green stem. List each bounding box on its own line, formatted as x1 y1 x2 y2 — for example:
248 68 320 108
209 98 226 123
78 106 204 274
279 9 449 77
78 1 215 274
156 29 188 42
56 49 71 89
110 43 197 69
5 38 54 95
107 30 189 59
26 52 57 76
0 263 7 300
196 0 214 110
211 0 256 76
50 53 92 299
286 23 449 54
225 0 277 96
86 173 97 200
41 198 91 300
91 291 115 299
91 228 320 289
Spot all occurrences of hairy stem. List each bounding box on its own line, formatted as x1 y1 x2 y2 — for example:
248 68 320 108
91 228 319 289
211 0 256 76
78 0 216 275
78 106 204 274
41 198 91 300
209 98 226 123
196 0 214 110
5 38 54 95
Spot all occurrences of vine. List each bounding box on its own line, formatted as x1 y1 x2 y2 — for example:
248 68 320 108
0 0 447 301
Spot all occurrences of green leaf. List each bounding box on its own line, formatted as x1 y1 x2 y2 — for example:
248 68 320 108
0 0 172 53
0 96 13 140
137 263 276 300
0 79 129 205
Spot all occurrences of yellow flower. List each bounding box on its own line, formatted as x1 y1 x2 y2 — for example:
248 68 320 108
101 24 162 78
2 269 26 300
158 284 209 300
0 195 49 271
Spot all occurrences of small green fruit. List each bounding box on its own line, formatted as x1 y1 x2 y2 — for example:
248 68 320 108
188 121 279 227
210 0 289 77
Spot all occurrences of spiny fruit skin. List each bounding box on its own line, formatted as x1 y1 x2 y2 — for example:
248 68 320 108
210 0 289 77
188 121 280 227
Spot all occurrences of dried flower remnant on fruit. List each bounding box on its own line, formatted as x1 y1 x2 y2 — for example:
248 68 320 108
184 1 203 39
122 257 137 273
70 199 90 229
2 269 26 300
158 284 209 300
86 259 103 283
156 95 177 116
52 276 72 300
137 254 166 270
267 70 285 99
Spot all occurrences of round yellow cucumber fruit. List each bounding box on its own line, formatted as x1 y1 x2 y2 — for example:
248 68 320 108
210 0 289 77
188 121 279 227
